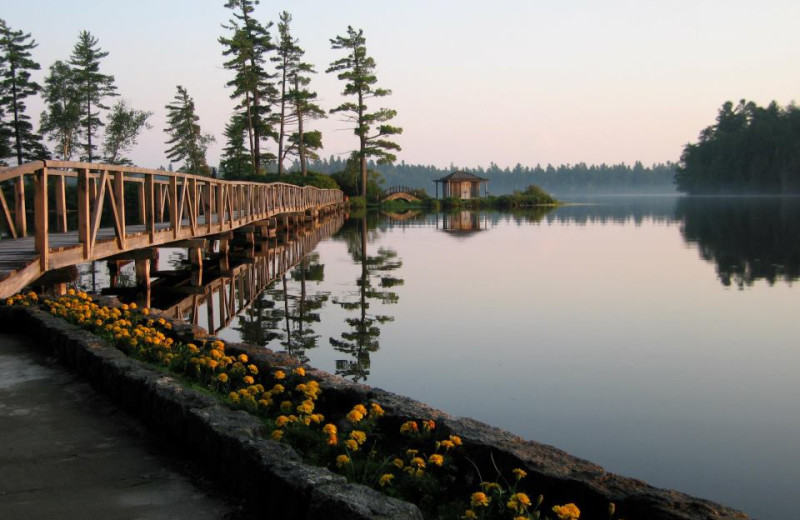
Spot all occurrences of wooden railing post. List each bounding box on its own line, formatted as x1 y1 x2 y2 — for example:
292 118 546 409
145 173 155 243
14 175 26 237
113 170 126 248
138 179 146 225
34 165 49 270
55 174 67 232
77 168 90 259
170 175 178 238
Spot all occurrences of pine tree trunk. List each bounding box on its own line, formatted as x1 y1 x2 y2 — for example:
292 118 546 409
277 60 287 176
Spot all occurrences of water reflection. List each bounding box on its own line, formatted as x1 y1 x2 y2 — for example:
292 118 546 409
330 215 403 382
677 196 800 288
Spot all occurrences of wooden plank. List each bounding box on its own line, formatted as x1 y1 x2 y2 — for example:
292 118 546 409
15 176 26 237
170 176 179 238
34 166 49 270
89 170 109 255
77 168 90 259
145 173 155 242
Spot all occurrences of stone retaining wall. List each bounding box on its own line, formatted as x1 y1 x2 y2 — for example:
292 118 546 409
1 305 748 520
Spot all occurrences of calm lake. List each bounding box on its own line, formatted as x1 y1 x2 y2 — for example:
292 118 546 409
79 196 800 520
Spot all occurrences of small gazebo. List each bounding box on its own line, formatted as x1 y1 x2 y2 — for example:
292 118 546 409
433 171 489 200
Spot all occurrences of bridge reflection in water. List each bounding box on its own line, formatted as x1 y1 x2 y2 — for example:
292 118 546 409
105 212 345 337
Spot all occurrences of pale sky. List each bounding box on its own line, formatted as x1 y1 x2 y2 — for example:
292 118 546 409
5 0 799 170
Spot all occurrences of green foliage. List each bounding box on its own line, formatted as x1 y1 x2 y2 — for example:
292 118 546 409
0 19 47 164
223 168 339 190
676 99 800 194
164 85 214 175
39 60 81 160
101 99 151 165
327 26 402 198
220 0 277 174
69 30 118 162
220 112 254 177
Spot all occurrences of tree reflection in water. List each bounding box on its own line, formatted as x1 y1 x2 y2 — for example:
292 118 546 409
678 196 800 288
331 214 403 382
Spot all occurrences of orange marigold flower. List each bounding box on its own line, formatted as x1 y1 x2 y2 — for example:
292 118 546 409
276 415 290 428
274 370 286 380
513 468 527 480
280 401 292 413
349 430 367 445
248 364 258 375
327 434 338 446
344 439 359 451
552 503 581 520
399 421 418 434
243 376 255 385
428 454 444 467
378 473 394 487
217 373 229 383
336 454 350 468
450 435 462 446
392 458 404 469
271 430 283 441
293 367 305 377
507 493 532 512
369 402 385 417
440 440 455 450
346 409 364 423
410 457 426 469
422 419 435 431
353 404 367 415
470 492 490 508
462 510 478 519
322 423 337 435
272 383 285 394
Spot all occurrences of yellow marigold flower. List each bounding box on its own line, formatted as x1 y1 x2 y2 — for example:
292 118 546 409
293 367 305 377
462 510 478 519
243 376 255 385
309 413 324 424
471 492 490 508
68 289 76 296
327 434 338 446
450 435 462 446
271 430 284 441
121 304 129 311
258 399 270 408
295 383 307 393
369 402 384 417
280 401 292 413
507 493 532 512
378 473 394 487
406 449 418 456
276 415 290 428
228 392 240 402
95 319 103 326
274 370 286 380
410 457 426 469
349 430 367 445
141 308 150 315
440 440 455 450
207 359 219 370
272 383 285 394
217 373 229 383
336 454 350 468
296 399 314 415
322 423 337 435
353 404 367 415
552 503 581 520
428 454 444 467
346 409 364 423
157 318 165 325
237 354 248 363
210 349 223 359
248 364 258 375
399 421 418 434
344 439 359 451
392 458 404 469
129 302 137 310
513 468 527 480
422 419 435 431
480 482 501 492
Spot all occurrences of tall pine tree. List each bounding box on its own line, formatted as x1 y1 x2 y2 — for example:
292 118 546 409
102 99 151 165
164 85 214 175
219 0 277 174
69 30 117 162
273 11 325 176
0 19 47 164
327 26 402 199
39 60 81 160
220 112 253 177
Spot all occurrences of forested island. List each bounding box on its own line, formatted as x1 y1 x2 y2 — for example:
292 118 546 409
676 100 800 194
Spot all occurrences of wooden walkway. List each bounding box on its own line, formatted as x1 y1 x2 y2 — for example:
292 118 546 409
0 161 345 298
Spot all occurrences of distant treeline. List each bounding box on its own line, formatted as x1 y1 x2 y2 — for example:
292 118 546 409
300 157 677 195
676 100 800 194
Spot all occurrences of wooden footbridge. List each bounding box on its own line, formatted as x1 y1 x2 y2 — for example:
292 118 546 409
380 186 425 203
0 161 345 299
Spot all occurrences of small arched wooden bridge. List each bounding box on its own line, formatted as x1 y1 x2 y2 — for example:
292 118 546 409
380 186 426 203
0 160 345 299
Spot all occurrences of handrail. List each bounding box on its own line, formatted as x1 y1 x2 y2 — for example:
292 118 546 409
0 161 345 298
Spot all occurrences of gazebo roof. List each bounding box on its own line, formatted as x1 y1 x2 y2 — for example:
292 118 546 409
434 170 489 183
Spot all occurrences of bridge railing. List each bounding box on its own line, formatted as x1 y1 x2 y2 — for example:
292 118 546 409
0 160 344 272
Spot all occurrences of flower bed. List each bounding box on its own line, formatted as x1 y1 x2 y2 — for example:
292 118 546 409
3 291 749 520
